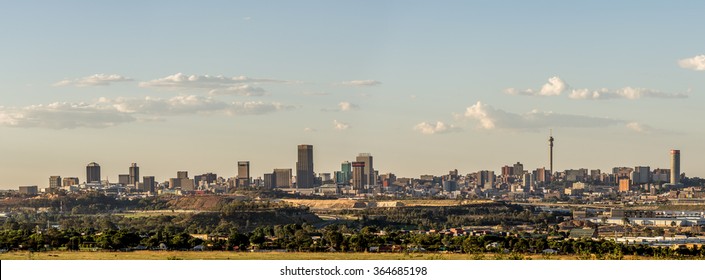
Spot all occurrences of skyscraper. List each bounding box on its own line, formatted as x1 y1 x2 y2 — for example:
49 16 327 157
143 176 156 194
49 176 61 189
86 162 101 183
238 161 250 187
671 149 681 185
296 144 314 188
352 161 366 190
335 161 352 185
274 168 292 188
355 153 375 187
129 163 139 185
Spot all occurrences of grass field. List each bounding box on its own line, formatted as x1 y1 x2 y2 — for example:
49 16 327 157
0 251 664 260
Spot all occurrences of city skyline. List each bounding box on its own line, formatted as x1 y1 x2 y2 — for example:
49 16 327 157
2 143 689 189
1 1 704 188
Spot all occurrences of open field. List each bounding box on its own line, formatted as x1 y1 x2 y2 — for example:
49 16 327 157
0 251 672 260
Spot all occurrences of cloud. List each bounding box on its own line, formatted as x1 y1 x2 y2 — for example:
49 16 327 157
678 55 705 71
139 73 284 89
0 103 135 129
505 76 567 96
107 95 292 116
338 102 359 111
413 121 460 135
303 127 316 132
569 87 688 100
53 74 133 87
0 96 293 129
461 101 623 131
626 122 653 133
208 85 266 96
333 120 350 131
339 80 381 87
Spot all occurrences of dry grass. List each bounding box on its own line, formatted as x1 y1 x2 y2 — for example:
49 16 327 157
0 251 661 260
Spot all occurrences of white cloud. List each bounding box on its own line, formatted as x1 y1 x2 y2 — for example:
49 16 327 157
0 102 135 129
333 120 350 130
339 80 381 87
107 95 292 116
139 73 283 89
505 76 567 96
303 127 316 132
413 121 460 135
678 55 705 71
626 122 651 133
208 85 266 96
338 102 359 111
0 96 293 129
461 101 623 131
569 87 687 100
53 74 133 87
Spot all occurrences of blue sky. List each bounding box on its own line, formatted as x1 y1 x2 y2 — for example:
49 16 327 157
1 1 704 188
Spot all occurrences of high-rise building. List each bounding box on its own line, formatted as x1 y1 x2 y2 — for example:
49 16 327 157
512 162 524 176
355 153 375 187
671 149 681 185
194 173 217 187
86 162 101 183
118 174 130 185
352 161 366 190
476 170 495 188
264 173 275 189
177 171 188 179
296 145 315 188
49 176 61 189
335 161 352 185
274 168 292 188
501 166 514 177
143 176 156 193
62 177 79 187
631 166 650 185
129 163 139 185
238 161 250 187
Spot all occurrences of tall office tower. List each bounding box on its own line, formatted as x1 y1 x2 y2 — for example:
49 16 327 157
549 130 554 181
143 176 156 193
501 166 514 177
238 161 250 187
513 162 524 176
296 145 315 188
631 166 651 185
352 161 366 190
129 163 139 185
356 153 375 187
264 173 275 189
523 173 531 190
49 176 61 189
273 168 292 188
335 161 352 185
533 167 548 184
118 174 130 185
63 177 79 187
86 162 101 183
671 149 680 185
177 171 188 179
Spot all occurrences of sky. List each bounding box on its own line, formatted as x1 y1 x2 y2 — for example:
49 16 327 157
1 1 704 188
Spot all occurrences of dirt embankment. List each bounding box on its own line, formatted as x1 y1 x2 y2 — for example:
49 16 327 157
167 195 248 211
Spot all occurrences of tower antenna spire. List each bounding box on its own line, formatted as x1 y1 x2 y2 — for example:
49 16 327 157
549 129 554 182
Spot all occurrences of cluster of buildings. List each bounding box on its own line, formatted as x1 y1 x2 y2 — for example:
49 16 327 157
7 134 699 203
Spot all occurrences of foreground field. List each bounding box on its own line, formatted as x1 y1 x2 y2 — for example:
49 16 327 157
0 251 664 260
